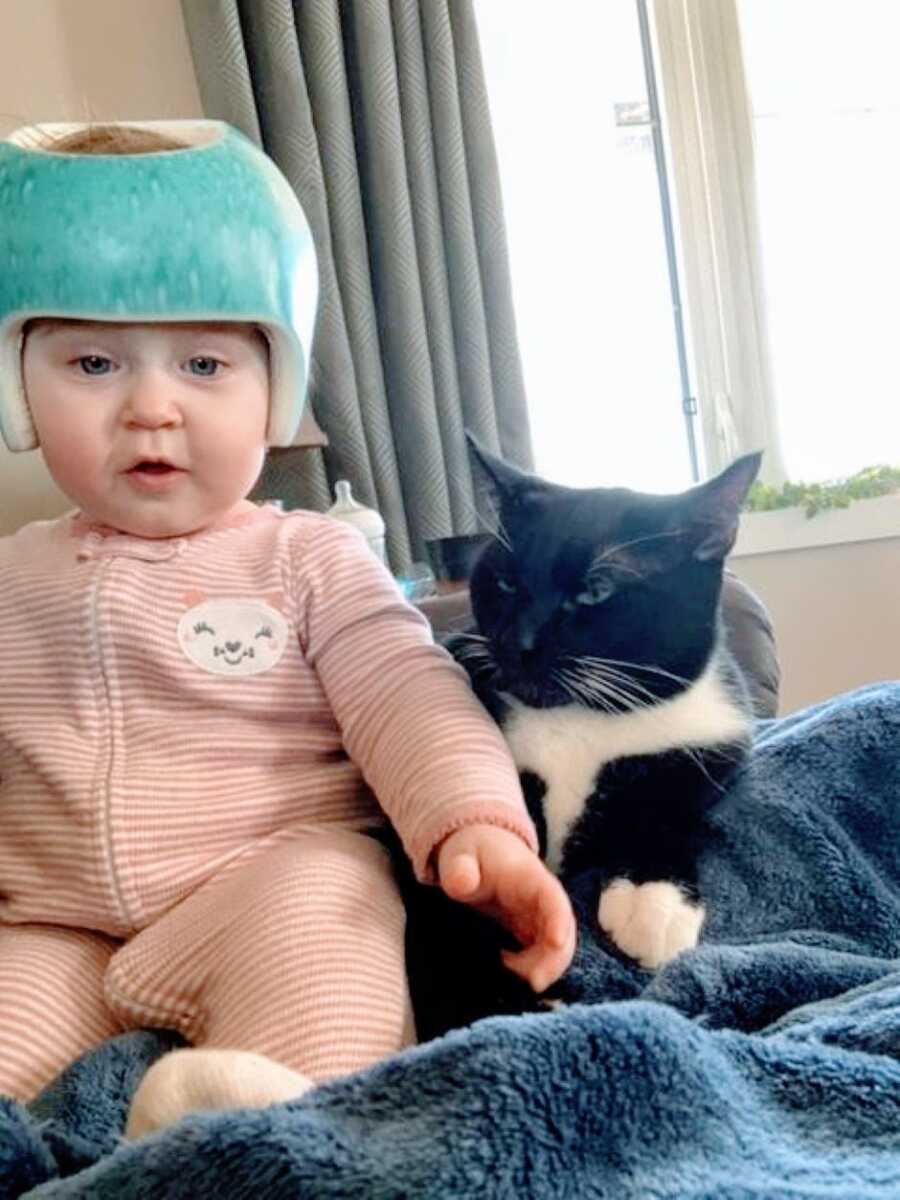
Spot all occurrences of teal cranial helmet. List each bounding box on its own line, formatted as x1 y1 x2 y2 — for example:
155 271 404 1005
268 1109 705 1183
0 120 318 451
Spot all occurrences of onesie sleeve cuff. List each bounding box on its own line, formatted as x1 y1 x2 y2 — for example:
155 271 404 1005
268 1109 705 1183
409 802 539 885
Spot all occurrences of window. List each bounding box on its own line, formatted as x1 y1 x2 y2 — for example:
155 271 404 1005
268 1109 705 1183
476 0 900 491
475 1 696 493
737 0 900 481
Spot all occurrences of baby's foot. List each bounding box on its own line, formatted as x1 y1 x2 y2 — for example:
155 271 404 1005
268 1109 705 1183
125 1047 314 1139
598 878 704 970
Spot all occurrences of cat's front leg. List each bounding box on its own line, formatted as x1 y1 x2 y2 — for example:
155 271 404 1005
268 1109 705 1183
597 878 705 970
576 748 739 971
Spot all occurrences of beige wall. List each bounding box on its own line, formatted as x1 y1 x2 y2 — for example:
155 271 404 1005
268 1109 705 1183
0 0 203 533
732 536 900 715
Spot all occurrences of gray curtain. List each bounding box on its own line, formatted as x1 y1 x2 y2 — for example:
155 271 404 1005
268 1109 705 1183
180 0 532 572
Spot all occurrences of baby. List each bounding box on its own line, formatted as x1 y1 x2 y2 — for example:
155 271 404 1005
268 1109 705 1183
0 121 575 1135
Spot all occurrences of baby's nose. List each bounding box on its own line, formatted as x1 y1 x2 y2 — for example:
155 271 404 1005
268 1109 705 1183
123 370 182 428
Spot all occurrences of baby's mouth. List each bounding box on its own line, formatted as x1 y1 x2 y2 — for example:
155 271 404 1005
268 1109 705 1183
128 461 181 475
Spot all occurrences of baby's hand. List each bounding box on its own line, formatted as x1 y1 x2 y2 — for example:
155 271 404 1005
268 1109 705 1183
436 826 576 994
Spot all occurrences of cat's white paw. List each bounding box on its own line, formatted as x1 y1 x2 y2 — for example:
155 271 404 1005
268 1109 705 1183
598 878 704 970
125 1047 314 1139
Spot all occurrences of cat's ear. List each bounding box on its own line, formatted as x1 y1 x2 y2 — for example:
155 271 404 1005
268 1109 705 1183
687 451 762 561
466 432 529 491
465 431 545 505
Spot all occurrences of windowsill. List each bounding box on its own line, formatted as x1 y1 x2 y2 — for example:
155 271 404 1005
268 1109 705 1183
732 493 900 558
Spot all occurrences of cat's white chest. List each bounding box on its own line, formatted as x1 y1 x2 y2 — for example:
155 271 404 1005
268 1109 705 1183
502 667 748 872
503 705 611 871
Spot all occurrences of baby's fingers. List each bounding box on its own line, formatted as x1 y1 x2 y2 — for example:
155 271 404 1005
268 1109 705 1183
541 877 577 951
502 937 568 995
503 889 576 992
439 851 479 899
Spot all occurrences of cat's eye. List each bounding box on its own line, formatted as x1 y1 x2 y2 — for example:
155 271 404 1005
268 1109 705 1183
496 577 516 595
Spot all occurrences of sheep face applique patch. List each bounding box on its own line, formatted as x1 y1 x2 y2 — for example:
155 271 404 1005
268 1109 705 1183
177 592 290 676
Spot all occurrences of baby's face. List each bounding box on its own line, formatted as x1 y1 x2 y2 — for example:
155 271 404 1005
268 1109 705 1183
22 320 270 538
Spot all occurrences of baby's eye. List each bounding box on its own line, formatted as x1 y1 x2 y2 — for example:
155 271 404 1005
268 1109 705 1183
187 356 222 377
77 355 113 376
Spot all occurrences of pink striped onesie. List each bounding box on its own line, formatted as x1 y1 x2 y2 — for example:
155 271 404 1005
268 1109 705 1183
0 503 536 1101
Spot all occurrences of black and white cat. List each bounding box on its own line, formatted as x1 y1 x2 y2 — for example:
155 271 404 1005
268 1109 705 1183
447 439 761 971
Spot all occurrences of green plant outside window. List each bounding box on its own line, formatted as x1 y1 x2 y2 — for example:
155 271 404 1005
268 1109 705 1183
744 465 900 519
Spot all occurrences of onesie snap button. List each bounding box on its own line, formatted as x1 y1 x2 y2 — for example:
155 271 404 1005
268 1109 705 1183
108 536 187 563
75 531 104 562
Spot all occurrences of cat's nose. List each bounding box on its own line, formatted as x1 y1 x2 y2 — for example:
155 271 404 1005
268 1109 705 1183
518 643 541 672
225 641 242 653
518 621 539 652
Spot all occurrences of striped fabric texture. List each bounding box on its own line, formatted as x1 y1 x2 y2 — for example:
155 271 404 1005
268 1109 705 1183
0 504 536 1099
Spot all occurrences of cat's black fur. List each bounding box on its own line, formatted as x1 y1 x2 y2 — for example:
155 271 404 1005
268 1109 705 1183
398 440 761 1041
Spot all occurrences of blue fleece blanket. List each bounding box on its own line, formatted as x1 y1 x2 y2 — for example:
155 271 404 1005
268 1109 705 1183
4 682 900 1199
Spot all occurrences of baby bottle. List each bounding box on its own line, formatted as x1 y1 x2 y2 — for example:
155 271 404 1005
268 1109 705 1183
327 480 387 564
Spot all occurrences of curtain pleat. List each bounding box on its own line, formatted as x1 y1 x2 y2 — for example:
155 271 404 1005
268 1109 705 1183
448 2 533 468
180 0 532 571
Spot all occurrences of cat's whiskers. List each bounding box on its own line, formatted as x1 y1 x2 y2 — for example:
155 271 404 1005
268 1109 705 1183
577 657 692 690
677 744 732 793
555 663 644 715
453 644 494 667
563 660 744 791
575 655 694 691
551 668 617 715
567 657 657 696
456 646 493 663
580 677 642 715
447 633 497 677
552 663 741 822
550 667 584 705
562 657 657 708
